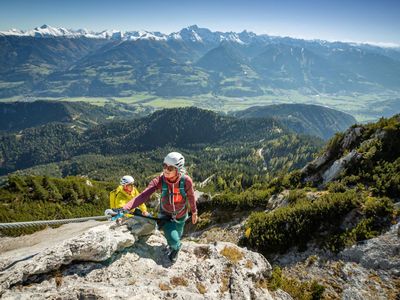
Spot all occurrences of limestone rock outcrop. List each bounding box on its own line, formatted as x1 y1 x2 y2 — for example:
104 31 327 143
340 223 400 274
271 223 400 299
300 126 364 184
0 221 275 299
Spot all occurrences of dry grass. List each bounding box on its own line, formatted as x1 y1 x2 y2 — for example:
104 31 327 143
368 273 383 284
388 278 400 300
245 260 254 269
196 282 207 294
54 270 63 288
220 267 232 293
255 278 268 289
220 276 229 293
306 255 318 266
196 211 213 229
170 276 188 287
220 246 244 263
330 260 345 277
159 282 172 291
128 278 136 285
194 246 211 259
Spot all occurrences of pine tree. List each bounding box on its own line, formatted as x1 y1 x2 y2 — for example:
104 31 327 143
8 176 27 194
65 188 79 204
32 178 49 201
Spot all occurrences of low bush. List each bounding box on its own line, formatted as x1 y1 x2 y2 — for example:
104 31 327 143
243 189 395 255
211 187 275 209
243 191 360 254
267 266 325 300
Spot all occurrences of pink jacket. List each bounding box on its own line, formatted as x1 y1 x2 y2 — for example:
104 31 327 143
123 174 197 219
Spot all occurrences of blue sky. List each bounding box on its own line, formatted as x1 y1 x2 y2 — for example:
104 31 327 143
1 0 399 46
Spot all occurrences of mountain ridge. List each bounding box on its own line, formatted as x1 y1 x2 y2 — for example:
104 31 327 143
1 25 400 98
2 24 399 50
0 100 147 132
0 24 268 45
232 103 357 139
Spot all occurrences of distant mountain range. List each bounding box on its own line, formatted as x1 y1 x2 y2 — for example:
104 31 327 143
0 24 258 43
1 25 400 98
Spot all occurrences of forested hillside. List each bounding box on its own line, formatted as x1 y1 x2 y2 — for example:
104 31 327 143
0 101 150 132
0 107 323 176
232 103 356 139
0 175 112 235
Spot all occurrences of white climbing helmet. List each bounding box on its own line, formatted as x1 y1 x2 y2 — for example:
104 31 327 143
163 152 185 170
120 175 134 186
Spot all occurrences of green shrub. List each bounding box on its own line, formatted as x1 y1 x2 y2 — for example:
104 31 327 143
325 218 377 252
281 170 303 189
267 266 325 300
287 189 307 205
243 191 360 254
327 181 347 193
362 196 394 219
211 187 274 209
341 175 361 186
324 196 393 252
325 132 344 156
369 159 400 197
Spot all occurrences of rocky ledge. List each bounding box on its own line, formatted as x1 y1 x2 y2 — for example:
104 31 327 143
0 221 276 299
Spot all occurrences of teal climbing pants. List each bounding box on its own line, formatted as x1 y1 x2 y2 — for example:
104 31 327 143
161 214 188 251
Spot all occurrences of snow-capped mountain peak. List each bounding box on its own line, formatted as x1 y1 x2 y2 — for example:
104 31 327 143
0 24 256 44
0 24 82 38
221 32 245 44
29 24 74 37
173 25 255 44
97 29 124 40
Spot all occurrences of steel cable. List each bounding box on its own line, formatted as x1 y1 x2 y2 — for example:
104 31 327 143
0 216 108 229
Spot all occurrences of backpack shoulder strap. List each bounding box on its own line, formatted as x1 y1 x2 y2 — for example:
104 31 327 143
179 174 187 199
161 175 168 198
160 175 187 199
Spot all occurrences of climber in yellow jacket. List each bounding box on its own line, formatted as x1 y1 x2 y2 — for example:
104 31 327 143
110 175 149 216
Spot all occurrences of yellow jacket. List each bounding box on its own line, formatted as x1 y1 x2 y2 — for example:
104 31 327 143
110 185 147 213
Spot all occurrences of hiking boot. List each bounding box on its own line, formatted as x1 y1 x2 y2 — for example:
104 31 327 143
168 249 180 263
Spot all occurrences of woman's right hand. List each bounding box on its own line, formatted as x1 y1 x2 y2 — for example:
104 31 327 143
191 212 198 224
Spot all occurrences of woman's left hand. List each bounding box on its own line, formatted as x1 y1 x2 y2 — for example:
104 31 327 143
192 212 198 224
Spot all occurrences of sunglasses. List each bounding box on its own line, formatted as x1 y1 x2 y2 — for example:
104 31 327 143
163 164 176 172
